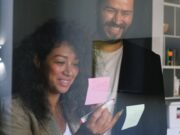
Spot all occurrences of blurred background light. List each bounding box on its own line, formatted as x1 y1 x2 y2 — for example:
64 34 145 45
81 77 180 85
0 62 6 81
0 37 5 45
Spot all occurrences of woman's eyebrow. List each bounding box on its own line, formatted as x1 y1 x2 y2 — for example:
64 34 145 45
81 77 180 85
53 54 67 58
53 54 78 60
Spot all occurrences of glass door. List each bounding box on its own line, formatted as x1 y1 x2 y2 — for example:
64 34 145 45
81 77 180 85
0 0 13 99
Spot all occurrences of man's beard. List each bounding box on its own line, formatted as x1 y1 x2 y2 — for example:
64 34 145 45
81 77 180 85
98 21 127 43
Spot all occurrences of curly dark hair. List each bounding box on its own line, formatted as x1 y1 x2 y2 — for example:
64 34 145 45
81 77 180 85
12 19 92 125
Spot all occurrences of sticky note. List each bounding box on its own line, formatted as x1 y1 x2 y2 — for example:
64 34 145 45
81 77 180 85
85 77 110 105
122 104 145 130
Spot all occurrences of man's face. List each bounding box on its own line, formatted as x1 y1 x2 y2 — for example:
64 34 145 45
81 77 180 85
99 0 134 40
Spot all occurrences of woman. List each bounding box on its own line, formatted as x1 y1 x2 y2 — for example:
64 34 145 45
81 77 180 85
0 19 121 135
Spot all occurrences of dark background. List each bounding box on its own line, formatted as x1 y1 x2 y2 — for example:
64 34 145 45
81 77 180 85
13 0 152 49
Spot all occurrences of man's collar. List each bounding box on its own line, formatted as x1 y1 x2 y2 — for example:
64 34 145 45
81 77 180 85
94 39 122 44
93 39 123 52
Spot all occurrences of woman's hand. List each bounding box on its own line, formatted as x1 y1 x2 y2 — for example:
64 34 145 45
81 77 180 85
86 107 122 135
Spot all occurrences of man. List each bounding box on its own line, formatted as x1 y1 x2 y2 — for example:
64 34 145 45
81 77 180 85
97 0 133 41
93 0 167 135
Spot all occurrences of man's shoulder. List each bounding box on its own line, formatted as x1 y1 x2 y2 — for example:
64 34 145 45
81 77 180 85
123 39 160 59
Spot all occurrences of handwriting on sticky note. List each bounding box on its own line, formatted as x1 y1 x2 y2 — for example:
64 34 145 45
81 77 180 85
122 104 145 130
85 77 110 105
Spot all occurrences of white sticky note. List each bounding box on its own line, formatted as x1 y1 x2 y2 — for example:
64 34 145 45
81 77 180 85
122 104 145 130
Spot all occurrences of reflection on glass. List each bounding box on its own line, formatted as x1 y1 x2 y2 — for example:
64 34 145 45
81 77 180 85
0 62 6 81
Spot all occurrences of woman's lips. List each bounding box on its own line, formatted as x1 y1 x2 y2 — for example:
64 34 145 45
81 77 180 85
58 79 71 87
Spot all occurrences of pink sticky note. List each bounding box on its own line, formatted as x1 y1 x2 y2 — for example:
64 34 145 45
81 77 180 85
85 77 110 105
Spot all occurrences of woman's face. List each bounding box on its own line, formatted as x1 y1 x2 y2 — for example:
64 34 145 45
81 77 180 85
44 42 79 94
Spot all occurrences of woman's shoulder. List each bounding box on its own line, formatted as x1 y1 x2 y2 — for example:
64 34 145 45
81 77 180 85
0 96 36 135
1 96 30 119
1 96 48 135
12 97 25 108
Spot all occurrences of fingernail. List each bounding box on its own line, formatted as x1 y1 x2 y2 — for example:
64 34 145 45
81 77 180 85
118 109 124 116
101 105 107 109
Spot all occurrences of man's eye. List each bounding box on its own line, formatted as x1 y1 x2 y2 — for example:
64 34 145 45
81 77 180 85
105 8 115 13
72 62 79 67
122 11 132 16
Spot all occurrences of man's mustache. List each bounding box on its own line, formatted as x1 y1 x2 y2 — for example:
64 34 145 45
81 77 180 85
105 22 126 29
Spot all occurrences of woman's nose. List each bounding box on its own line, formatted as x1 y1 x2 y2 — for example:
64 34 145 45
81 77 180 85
63 64 73 76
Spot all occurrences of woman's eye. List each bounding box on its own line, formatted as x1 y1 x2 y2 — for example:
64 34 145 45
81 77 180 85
55 61 65 64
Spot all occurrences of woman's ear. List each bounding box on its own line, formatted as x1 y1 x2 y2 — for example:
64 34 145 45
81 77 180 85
33 55 40 68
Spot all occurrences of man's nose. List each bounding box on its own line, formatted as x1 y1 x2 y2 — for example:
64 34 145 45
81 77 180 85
113 11 123 25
